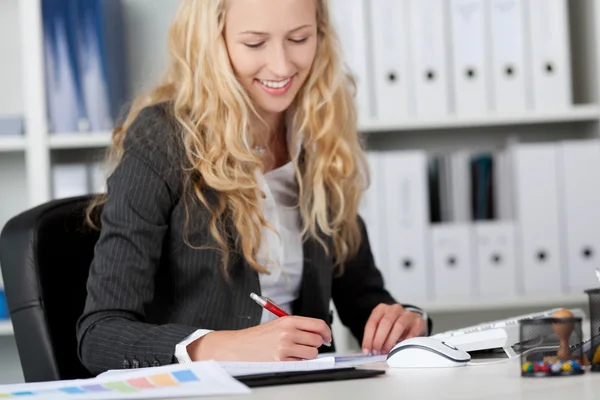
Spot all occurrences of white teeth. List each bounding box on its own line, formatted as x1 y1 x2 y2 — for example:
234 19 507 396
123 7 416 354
259 77 291 89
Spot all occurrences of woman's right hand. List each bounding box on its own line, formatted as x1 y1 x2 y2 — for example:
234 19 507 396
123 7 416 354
189 316 332 362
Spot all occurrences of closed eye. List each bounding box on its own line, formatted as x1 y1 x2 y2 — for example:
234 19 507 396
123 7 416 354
289 37 309 44
244 42 265 49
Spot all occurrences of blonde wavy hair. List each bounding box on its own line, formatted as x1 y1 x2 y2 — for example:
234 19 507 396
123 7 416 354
87 0 370 276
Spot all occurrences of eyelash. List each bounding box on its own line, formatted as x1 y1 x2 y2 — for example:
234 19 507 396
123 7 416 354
244 37 309 49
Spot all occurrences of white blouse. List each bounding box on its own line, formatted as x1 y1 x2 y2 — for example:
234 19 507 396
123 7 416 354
256 159 303 324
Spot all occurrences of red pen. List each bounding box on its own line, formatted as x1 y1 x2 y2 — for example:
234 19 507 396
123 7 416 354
250 292 331 347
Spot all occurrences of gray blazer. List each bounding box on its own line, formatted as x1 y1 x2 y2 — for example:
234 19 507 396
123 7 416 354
76 104 428 376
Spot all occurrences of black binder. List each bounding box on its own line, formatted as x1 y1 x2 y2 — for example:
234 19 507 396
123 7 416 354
235 367 385 388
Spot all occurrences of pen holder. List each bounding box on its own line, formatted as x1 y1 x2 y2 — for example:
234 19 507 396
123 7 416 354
585 288 600 372
519 314 585 377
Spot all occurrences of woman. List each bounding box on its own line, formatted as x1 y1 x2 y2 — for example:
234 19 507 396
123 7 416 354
76 0 430 375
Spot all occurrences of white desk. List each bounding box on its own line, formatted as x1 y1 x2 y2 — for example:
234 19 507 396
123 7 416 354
213 360 600 400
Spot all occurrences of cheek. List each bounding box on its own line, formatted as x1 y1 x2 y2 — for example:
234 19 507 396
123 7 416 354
228 47 262 82
293 44 318 73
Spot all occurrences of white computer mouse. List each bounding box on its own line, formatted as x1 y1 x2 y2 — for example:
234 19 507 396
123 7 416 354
386 336 471 368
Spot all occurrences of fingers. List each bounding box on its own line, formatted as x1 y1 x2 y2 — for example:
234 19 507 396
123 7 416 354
288 316 332 344
289 344 319 360
381 315 411 354
293 330 326 349
371 305 405 355
361 304 386 354
277 344 319 361
403 317 425 341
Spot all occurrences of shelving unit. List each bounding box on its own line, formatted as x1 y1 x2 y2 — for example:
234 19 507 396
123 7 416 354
0 321 14 336
359 104 600 133
0 137 26 153
1 0 600 381
48 132 112 150
420 294 588 314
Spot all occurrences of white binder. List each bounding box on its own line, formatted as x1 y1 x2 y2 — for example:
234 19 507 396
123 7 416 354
448 0 490 116
369 0 411 120
557 139 600 293
431 223 474 300
329 0 373 122
382 150 431 302
52 163 90 200
525 0 572 111
511 143 562 295
487 0 528 113
88 162 107 194
407 0 450 118
472 221 518 299
360 151 388 275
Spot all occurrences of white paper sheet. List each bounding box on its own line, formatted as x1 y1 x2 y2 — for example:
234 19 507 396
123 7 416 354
0 362 250 399
217 356 336 377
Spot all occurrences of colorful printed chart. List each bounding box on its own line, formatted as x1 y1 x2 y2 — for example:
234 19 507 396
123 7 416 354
0 362 250 399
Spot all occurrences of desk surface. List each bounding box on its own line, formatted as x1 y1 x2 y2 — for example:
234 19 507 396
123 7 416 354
211 360 600 400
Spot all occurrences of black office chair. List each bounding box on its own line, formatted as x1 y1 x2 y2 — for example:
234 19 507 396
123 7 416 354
0 195 100 382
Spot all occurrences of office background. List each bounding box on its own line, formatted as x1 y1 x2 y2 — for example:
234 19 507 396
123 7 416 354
0 0 598 385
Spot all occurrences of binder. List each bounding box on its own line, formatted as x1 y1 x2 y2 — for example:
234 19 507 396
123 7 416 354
52 163 90 199
511 143 562 295
448 0 490 116
360 151 388 275
493 148 515 221
42 0 86 133
329 0 373 122
382 151 431 302
488 0 528 113
77 0 127 131
431 223 474 300
473 221 518 299
525 0 572 111
369 0 411 120
407 0 450 118
556 139 600 293
87 162 107 194
450 150 472 223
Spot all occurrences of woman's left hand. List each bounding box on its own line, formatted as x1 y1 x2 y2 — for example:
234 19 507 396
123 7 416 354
361 303 426 356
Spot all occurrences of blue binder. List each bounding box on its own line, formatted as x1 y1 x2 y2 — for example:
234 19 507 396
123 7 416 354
42 0 86 133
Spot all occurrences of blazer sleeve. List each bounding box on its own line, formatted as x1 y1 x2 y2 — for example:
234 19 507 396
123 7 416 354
76 105 199 375
331 216 432 345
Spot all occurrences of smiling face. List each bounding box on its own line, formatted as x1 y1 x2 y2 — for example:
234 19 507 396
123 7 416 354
224 0 318 119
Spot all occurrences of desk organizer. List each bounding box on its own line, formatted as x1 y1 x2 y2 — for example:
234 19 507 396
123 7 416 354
520 309 584 377
585 288 600 372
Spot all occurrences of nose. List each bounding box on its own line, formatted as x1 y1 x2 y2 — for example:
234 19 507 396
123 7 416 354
267 42 294 78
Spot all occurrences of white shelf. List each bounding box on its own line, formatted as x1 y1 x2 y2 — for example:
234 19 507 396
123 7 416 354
0 321 13 336
42 105 600 149
359 104 600 133
421 294 589 313
48 132 112 149
0 137 25 152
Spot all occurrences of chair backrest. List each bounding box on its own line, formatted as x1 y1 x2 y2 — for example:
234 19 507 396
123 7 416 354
0 195 100 382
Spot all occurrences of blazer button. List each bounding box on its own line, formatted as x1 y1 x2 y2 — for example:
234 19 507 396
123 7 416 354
122 359 131 369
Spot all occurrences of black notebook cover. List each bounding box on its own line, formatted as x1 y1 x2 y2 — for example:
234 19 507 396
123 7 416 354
235 367 385 388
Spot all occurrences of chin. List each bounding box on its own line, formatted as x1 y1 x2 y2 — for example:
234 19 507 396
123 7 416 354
253 94 296 115
259 100 295 114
